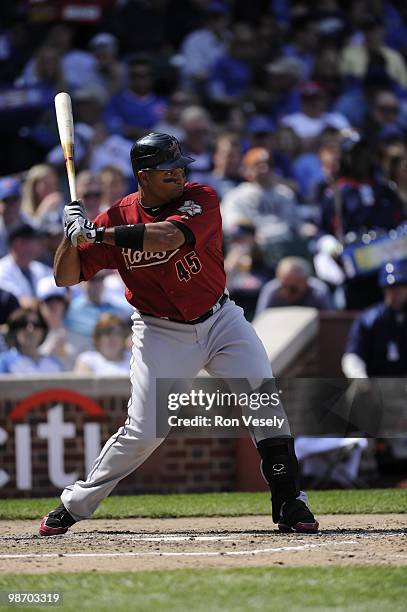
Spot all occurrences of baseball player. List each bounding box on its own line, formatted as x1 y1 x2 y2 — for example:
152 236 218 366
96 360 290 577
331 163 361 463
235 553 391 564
39 133 318 536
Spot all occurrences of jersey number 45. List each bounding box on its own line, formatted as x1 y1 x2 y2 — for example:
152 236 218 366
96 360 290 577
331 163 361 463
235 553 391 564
175 251 202 282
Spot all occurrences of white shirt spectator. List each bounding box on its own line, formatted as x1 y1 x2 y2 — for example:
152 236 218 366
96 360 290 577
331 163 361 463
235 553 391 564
281 112 349 139
222 181 300 242
0 254 52 301
180 29 227 81
89 135 133 178
74 350 131 375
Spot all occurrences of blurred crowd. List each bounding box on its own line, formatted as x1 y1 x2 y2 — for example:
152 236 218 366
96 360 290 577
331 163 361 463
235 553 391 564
0 0 406 486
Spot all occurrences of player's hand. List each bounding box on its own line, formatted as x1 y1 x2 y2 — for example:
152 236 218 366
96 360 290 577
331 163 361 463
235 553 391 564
63 199 86 228
65 216 96 247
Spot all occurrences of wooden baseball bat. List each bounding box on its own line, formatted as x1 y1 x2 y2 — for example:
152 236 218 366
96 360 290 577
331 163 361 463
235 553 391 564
54 92 77 202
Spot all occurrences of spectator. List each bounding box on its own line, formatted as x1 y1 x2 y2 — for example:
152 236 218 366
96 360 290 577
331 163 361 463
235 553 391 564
104 54 167 140
180 106 214 182
87 33 126 98
0 177 31 257
0 223 51 306
270 124 302 183
318 130 404 308
89 129 133 180
333 57 398 129
340 15 407 89
0 306 64 373
221 147 301 242
378 128 407 181
281 81 349 151
246 115 275 155
224 223 273 320
362 90 404 149
251 57 302 122
64 271 128 352
37 210 65 267
15 44 66 92
293 127 340 202
153 89 194 141
200 131 243 198
207 22 255 111
319 131 404 238
255 256 333 316
180 2 230 91
99 166 128 210
74 313 131 375
281 13 317 80
21 164 64 221
342 260 407 378
37 275 76 370
18 23 94 93
46 86 106 170
76 171 103 221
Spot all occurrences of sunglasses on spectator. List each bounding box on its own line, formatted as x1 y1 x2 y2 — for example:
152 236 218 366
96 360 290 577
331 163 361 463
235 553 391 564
13 320 45 330
377 105 399 113
129 71 152 79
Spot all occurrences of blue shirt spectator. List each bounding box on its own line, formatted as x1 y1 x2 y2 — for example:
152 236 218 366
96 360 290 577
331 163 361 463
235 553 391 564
0 306 64 373
104 55 167 140
64 273 129 353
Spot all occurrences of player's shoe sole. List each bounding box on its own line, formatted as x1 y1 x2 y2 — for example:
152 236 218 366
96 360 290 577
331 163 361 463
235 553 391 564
277 520 319 534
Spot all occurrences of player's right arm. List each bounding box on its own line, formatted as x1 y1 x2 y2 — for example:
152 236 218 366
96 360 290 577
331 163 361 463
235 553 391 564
54 237 82 286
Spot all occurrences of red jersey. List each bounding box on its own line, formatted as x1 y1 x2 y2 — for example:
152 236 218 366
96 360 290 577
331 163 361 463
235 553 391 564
78 182 226 321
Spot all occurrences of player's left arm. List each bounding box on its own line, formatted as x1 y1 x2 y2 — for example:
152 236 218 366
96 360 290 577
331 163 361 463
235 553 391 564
101 221 190 252
65 186 217 252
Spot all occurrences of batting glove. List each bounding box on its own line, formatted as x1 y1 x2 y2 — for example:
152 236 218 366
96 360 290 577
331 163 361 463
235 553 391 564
65 216 97 247
63 199 86 228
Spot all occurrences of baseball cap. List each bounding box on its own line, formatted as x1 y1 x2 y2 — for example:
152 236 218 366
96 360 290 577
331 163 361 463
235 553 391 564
89 32 118 50
379 260 407 287
8 223 44 244
0 177 21 201
242 147 270 169
130 133 195 172
300 81 325 98
37 276 68 302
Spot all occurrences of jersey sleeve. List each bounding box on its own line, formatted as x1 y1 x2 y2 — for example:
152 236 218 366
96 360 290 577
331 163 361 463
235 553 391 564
77 210 118 281
165 185 220 253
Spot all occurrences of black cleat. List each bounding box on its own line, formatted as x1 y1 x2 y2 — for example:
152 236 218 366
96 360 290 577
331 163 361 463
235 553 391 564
39 503 76 536
278 499 319 533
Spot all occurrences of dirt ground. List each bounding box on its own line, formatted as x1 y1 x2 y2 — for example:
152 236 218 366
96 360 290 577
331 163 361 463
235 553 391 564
0 515 406 574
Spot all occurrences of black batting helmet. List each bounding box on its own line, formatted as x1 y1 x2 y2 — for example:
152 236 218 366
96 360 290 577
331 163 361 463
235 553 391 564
130 133 195 174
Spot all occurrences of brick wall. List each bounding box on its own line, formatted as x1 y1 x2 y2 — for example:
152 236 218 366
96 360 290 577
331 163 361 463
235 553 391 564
0 379 238 498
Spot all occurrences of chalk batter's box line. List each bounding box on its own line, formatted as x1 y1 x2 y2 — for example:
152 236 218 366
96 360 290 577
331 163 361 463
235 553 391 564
0 540 359 559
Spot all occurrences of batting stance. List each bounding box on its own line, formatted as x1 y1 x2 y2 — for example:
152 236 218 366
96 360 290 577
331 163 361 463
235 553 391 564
39 133 318 536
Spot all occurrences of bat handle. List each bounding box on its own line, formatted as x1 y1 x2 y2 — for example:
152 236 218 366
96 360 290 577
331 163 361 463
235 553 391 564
62 143 77 201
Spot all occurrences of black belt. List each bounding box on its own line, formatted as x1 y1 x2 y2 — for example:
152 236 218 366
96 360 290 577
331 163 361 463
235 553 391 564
140 293 229 325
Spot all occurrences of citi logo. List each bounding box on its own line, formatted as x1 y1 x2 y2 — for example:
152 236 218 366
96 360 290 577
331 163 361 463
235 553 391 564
0 389 106 491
